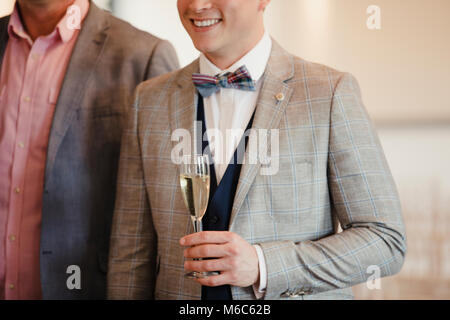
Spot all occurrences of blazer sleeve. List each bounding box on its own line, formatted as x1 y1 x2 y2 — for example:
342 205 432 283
258 73 407 299
107 86 157 299
145 39 180 79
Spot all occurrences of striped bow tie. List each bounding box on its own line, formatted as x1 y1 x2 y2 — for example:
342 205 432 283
192 65 256 98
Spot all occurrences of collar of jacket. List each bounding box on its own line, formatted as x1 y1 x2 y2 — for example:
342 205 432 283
44 1 111 185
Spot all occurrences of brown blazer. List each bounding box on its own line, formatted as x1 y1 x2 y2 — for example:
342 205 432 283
0 2 179 299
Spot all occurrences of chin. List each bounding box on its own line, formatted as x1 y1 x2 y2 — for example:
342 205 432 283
192 41 218 56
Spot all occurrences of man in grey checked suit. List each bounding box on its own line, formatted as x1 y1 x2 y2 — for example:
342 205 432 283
107 0 406 300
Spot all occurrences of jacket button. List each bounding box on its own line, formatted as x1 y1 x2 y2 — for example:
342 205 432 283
210 216 219 224
281 288 311 298
275 93 285 102
302 288 313 295
294 290 305 296
281 290 299 298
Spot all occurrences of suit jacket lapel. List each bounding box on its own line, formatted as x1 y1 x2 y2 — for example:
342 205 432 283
0 16 10 72
229 40 295 229
169 60 200 160
44 3 110 184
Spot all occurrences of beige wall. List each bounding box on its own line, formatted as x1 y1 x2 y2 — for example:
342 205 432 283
265 0 450 124
0 0 14 17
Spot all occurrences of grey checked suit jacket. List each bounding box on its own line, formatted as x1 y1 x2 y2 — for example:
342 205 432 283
0 2 179 299
107 40 406 300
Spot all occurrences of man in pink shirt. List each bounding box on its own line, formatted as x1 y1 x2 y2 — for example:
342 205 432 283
0 0 179 299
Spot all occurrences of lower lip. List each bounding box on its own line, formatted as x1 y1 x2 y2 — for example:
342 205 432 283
191 20 222 33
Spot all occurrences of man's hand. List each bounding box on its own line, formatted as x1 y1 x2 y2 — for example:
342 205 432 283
180 231 259 288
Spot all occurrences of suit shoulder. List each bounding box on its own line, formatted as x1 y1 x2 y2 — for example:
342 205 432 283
135 69 181 101
109 15 160 42
99 9 164 52
291 56 346 87
288 55 363 107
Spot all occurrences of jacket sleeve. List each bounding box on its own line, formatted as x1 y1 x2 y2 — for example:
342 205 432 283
258 73 407 299
107 85 157 299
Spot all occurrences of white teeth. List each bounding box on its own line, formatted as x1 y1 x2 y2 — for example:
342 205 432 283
193 19 220 27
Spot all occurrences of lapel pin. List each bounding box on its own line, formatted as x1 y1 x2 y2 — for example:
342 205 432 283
276 93 285 102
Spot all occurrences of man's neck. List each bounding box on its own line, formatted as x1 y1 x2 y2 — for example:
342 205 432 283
17 0 75 41
205 28 266 70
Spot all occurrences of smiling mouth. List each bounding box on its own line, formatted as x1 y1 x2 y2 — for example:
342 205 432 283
191 19 222 28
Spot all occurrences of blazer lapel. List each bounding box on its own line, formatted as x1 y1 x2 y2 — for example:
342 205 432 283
44 3 109 184
0 15 10 71
229 40 295 229
169 60 200 159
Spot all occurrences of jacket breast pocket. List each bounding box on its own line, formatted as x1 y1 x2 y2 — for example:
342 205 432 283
78 106 123 119
90 107 123 119
76 106 125 147
264 157 313 224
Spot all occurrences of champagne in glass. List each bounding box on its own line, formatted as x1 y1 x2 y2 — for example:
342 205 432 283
180 173 210 225
179 155 216 278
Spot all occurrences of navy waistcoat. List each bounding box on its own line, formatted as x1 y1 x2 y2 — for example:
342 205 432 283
196 95 254 300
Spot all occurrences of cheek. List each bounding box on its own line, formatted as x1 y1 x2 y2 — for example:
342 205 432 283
177 0 188 19
226 13 252 36
225 3 256 29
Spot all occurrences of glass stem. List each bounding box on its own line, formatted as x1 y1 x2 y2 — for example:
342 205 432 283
191 217 202 265
192 217 202 233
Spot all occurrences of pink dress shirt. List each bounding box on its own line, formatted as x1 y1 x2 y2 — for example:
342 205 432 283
0 0 89 300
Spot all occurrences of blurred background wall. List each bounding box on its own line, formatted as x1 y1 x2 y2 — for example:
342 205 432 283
1 0 449 300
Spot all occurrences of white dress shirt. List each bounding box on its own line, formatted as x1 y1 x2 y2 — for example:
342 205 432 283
199 32 272 298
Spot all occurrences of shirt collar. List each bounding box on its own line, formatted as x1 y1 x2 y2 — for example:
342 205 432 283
7 0 90 45
199 32 272 82
8 5 31 44
57 0 90 43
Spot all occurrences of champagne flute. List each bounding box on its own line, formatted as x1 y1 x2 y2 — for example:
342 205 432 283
179 154 216 278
